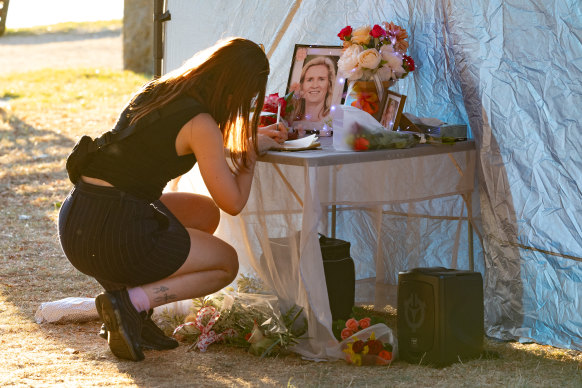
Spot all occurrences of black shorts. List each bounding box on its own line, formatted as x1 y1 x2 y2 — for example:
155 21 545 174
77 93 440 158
58 180 191 290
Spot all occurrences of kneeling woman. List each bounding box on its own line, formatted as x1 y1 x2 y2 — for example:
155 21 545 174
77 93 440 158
58 38 284 361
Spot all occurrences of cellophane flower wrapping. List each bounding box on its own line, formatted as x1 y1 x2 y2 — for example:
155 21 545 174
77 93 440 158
331 105 419 151
340 323 398 366
171 290 307 357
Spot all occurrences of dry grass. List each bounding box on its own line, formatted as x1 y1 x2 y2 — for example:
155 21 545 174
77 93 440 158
3 20 122 37
1 34 582 387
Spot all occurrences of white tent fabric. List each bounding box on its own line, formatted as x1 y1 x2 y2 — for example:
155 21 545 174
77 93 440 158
163 0 582 352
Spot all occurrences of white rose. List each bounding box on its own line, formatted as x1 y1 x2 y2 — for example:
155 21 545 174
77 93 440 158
337 45 363 77
381 47 405 77
376 65 394 80
379 45 395 61
357 48 381 70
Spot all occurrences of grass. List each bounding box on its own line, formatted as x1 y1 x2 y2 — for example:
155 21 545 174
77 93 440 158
0 24 581 387
3 19 122 37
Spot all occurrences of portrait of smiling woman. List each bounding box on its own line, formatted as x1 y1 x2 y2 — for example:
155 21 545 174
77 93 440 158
286 45 344 133
293 56 336 123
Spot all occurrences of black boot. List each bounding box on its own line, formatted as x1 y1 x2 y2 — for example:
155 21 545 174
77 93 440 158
141 309 179 350
95 290 144 361
99 309 179 350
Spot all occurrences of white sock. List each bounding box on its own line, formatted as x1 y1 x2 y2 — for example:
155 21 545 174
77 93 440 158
127 286 151 313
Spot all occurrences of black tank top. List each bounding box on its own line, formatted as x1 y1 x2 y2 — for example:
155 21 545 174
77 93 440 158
83 96 209 201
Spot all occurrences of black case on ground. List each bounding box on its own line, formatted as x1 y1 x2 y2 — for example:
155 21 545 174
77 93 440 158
261 234 355 321
318 234 355 321
397 267 484 367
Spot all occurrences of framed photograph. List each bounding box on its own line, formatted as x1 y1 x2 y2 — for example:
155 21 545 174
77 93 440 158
380 90 407 131
285 44 345 133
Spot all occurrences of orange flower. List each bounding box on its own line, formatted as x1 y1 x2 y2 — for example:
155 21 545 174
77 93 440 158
351 91 379 115
341 328 354 340
353 137 370 151
378 349 392 361
345 318 359 331
358 317 371 329
383 21 409 53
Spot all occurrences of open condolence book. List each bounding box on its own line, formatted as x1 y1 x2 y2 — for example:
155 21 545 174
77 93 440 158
279 134 320 151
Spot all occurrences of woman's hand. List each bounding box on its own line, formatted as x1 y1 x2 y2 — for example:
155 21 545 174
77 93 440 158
258 122 288 144
257 134 282 155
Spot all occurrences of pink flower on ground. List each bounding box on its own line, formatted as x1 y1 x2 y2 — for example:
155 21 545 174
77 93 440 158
358 317 371 329
341 328 354 340
345 318 359 331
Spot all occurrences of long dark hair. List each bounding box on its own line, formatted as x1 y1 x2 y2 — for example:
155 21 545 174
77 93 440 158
127 38 269 171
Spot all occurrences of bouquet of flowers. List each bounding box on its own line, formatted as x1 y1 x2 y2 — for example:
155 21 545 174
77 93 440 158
171 290 307 358
342 327 394 366
331 307 397 365
259 92 294 127
337 22 415 82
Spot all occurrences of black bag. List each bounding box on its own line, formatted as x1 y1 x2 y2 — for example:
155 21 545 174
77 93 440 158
65 97 202 184
319 234 355 321
260 233 355 321
66 135 96 184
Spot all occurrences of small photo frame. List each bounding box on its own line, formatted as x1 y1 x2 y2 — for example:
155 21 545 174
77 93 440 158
285 44 345 132
380 90 407 131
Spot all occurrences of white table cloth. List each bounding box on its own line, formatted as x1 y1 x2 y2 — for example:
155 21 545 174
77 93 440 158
177 137 476 360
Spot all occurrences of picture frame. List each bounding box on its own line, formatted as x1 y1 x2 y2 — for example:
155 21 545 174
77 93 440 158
379 90 407 131
285 44 345 133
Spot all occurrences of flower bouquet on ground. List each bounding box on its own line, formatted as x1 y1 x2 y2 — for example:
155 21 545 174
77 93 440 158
340 324 396 366
332 307 397 366
171 289 307 358
337 22 415 119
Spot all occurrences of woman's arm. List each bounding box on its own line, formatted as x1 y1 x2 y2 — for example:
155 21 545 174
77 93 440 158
178 114 256 216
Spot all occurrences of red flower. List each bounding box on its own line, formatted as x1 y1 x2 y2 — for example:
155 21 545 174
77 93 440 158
260 93 287 127
263 93 287 113
365 339 383 355
358 317 371 329
370 24 386 38
337 26 353 40
353 137 370 151
403 55 415 72
341 328 354 340
352 340 365 354
378 350 392 361
244 332 252 342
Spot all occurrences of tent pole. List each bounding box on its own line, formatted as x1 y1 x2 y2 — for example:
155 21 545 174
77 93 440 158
153 0 171 78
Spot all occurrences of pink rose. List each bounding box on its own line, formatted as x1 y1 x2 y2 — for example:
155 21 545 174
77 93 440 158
370 24 386 38
341 328 354 340
345 318 359 331
358 317 371 329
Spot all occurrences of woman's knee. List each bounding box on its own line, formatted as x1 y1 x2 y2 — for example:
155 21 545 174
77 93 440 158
221 244 239 282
